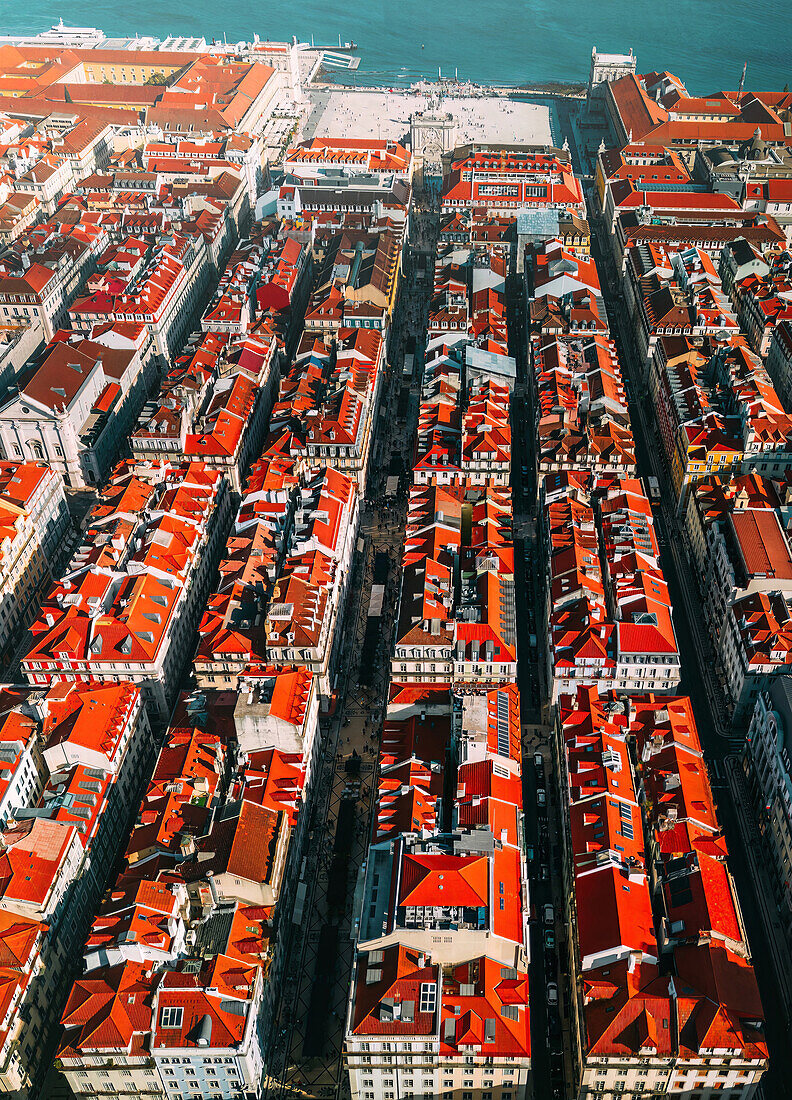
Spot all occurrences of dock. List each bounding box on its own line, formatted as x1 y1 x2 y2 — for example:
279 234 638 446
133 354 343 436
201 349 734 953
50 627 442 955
319 50 361 70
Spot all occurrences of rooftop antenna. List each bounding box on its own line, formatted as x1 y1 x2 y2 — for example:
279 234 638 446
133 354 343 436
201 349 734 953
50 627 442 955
737 61 747 103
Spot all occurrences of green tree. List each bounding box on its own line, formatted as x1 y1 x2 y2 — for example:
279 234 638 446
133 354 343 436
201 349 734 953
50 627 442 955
147 71 170 86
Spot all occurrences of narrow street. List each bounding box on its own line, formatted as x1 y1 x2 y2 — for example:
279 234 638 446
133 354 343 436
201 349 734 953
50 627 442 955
505 244 569 1100
264 197 440 1100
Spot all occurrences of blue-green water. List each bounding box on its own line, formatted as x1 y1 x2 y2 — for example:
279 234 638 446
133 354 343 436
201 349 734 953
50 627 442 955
4 1 792 91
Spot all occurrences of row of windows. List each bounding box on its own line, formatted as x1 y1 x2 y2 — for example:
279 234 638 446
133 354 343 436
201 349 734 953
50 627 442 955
165 1082 230 1091
364 1093 511 1100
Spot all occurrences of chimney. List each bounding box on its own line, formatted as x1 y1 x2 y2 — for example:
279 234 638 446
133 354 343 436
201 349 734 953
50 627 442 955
206 871 220 905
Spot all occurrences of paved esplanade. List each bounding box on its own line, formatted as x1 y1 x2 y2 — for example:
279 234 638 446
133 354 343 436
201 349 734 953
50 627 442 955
303 86 556 145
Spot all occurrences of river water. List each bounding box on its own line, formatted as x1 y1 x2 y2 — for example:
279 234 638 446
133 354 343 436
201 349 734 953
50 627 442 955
4 0 791 92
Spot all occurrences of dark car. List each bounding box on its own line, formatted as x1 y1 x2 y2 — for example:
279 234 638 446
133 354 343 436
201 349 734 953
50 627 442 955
547 1012 562 1053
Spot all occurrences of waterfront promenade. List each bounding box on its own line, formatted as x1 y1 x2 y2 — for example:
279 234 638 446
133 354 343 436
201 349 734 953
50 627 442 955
302 85 558 144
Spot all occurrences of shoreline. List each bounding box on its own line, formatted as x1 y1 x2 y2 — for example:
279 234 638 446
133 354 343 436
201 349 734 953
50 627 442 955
316 67 589 94
317 70 587 98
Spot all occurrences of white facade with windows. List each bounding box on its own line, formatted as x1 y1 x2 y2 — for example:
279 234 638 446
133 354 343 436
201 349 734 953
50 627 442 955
0 463 70 653
346 1030 530 1100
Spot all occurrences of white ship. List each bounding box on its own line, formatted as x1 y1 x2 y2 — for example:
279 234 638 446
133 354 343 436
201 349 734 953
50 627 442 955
30 19 105 47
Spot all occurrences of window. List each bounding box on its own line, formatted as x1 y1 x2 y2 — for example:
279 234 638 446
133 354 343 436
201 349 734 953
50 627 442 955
419 982 437 1013
159 1006 184 1029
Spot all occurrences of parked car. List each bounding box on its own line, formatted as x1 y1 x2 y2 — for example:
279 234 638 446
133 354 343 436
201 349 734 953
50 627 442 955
540 862 549 881
547 982 558 1007
543 903 554 926
544 929 555 950
525 845 535 863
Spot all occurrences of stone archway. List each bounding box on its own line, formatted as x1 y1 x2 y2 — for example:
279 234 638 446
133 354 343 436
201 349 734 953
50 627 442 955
410 112 457 167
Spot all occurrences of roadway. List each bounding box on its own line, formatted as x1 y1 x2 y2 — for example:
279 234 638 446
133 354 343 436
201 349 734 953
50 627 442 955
507 264 568 1100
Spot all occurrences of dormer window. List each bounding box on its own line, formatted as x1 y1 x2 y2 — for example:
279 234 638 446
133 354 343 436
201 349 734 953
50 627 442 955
419 983 436 1013
159 1006 183 1029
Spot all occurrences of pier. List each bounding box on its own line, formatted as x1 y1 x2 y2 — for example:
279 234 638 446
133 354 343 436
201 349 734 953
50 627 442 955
319 50 361 70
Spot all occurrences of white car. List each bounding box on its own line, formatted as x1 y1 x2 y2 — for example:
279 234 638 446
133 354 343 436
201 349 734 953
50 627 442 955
543 904 554 926
547 982 558 1007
